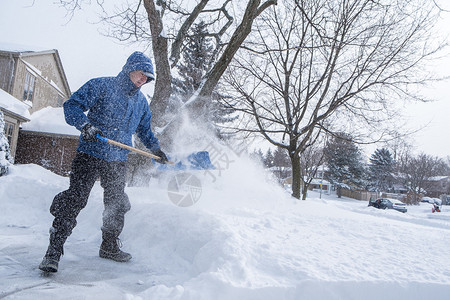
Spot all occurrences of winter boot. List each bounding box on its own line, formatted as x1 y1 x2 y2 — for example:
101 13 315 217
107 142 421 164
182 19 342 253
39 244 62 273
39 227 67 273
99 232 132 262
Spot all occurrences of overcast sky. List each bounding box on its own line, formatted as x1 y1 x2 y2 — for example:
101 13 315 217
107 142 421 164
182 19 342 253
1 0 449 158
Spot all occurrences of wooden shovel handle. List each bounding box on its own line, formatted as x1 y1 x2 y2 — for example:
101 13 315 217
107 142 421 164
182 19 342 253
97 135 175 165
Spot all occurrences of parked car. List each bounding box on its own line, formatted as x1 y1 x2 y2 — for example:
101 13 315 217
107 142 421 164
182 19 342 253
368 198 407 213
445 195 450 205
421 197 442 205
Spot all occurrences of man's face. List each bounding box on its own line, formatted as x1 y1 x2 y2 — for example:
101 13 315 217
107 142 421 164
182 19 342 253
129 70 149 88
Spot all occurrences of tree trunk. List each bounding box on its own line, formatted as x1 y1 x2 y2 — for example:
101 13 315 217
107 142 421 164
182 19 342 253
143 0 172 129
290 154 301 199
337 186 342 198
302 182 308 200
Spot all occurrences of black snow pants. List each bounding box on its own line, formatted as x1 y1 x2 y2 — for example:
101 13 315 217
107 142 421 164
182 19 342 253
48 151 131 253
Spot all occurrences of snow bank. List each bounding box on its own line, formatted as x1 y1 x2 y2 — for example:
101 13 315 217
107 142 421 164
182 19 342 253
1 161 450 299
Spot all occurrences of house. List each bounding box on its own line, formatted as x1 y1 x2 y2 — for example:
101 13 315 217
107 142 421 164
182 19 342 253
267 166 291 183
0 45 71 113
0 45 76 174
283 167 332 195
425 176 450 198
0 88 30 157
308 177 332 194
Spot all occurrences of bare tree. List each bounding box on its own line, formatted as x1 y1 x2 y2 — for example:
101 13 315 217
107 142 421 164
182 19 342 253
398 153 446 203
220 0 443 198
57 0 277 148
299 140 325 200
445 157 450 176
383 132 415 161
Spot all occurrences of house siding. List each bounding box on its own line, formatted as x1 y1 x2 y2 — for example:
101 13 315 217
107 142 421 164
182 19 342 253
25 54 66 93
10 56 68 113
0 55 15 93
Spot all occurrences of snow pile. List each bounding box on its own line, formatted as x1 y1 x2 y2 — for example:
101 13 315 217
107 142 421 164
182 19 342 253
20 106 79 136
1 160 450 299
0 88 31 120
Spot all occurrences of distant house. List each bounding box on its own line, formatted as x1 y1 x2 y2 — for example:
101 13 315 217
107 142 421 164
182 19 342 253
308 178 332 194
425 176 450 198
391 183 408 195
283 168 332 195
0 45 76 175
267 166 291 183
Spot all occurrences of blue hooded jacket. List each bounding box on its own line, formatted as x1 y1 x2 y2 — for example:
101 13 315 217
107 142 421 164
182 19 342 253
64 51 160 161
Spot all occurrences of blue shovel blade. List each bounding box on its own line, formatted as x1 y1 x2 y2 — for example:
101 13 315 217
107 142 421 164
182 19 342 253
156 151 215 171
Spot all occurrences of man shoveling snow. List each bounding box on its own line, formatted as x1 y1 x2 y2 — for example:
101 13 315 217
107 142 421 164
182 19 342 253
39 51 169 273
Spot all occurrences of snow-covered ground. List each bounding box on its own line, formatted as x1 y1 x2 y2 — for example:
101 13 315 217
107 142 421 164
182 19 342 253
1 161 450 300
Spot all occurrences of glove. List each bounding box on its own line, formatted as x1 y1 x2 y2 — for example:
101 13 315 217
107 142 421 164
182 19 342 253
152 148 168 164
81 123 104 142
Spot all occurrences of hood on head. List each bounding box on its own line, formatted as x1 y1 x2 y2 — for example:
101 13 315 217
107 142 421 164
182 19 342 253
122 51 155 83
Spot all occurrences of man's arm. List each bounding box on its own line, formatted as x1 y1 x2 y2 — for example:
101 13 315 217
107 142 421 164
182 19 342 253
64 79 103 130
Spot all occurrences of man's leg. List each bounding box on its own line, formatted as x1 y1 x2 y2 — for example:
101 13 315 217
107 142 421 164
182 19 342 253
39 152 99 272
98 160 132 262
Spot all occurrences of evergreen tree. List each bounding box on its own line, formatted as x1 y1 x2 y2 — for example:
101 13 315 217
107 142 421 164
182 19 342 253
368 148 395 193
172 21 214 99
249 148 265 166
324 133 366 197
271 146 291 182
273 146 290 168
0 111 13 176
172 21 236 138
264 148 275 168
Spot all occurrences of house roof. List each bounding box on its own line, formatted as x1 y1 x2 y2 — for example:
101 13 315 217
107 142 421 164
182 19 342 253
0 43 71 96
0 88 30 122
310 178 331 185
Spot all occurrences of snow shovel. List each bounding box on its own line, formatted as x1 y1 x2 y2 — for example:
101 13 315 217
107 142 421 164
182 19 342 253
96 134 176 165
96 135 215 170
156 151 216 171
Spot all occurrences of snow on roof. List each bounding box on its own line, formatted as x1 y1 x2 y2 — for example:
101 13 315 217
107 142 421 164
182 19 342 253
310 178 331 185
21 106 79 136
0 42 50 53
0 88 31 120
20 59 65 95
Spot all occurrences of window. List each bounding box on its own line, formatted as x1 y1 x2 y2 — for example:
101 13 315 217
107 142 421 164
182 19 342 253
3 121 14 145
23 70 36 102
